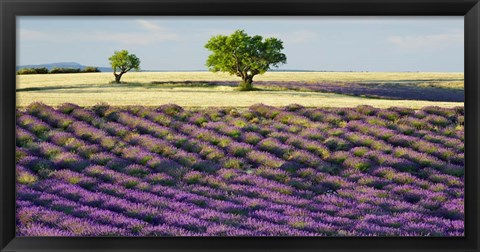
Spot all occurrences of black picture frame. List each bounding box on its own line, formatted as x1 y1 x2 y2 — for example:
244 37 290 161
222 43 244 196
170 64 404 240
1 0 479 251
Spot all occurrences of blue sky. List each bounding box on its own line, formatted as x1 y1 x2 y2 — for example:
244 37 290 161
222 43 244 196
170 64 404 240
17 16 463 72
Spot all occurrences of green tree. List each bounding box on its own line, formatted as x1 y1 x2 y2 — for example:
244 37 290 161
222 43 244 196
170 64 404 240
205 30 287 91
108 50 141 83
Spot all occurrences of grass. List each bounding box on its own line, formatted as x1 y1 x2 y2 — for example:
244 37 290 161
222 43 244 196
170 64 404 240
16 72 464 108
17 71 464 89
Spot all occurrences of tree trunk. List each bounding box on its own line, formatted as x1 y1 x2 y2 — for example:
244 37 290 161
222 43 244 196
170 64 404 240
114 73 123 83
239 75 254 91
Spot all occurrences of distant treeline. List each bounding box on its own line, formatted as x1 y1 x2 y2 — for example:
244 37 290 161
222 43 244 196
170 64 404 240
17 66 100 75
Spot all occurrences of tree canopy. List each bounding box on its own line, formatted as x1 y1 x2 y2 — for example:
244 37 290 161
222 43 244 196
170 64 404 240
108 50 141 83
205 30 287 91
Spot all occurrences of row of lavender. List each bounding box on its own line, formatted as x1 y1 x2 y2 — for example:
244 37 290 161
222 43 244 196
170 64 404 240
16 102 464 236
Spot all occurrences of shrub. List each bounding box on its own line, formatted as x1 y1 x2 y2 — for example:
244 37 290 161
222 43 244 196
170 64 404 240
288 150 323 167
388 135 416 147
285 104 304 112
324 114 344 126
92 102 110 117
189 113 208 126
327 128 345 137
223 157 245 169
422 106 456 118
52 152 88 171
394 124 416 135
352 147 369 157
412 110 428 119
198 143 225 161
343 157 372 172
70 108 97 123
19 156 55 173
425 115 451 127
16 127 35 147
378 110 399 121
249 104 280 119
17 171 38 184
356 105 378 116
324 137 351 151
146 173 174 185
81 66 100 73
240 110 256 120
158 104 184 116
17 67 49 75
276 112 311 127
204 108 225 122
269 131 292 143
304 109 326 121
191 160 221 173
257 137 291 157
183 171 203 184
303 141 330 159
343 109 363 121
398 117 428 130
242 132 263 145
328 151 349 164
453 106 464 115
365 117 387 127
34 67 49 74
299 128 327 141
57 103 80 114
34 142 62 158
247 151 284 168
256 167 290 183
49 67 81 74
16 148 29 163
17 115 50 135
17 68 37 75
389 107 415 116
227 142 253 157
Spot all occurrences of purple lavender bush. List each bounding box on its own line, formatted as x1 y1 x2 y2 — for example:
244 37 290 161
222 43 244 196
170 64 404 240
16 104 464 237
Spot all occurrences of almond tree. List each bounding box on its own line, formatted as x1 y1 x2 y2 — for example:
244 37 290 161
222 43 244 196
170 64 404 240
108 50 140 83
205 30 286 91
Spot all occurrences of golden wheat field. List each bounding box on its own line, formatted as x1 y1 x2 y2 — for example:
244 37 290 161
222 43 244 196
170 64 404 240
16 72 464 108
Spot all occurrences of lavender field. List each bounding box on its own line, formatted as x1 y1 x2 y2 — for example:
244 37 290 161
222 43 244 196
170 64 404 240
16 102 464 237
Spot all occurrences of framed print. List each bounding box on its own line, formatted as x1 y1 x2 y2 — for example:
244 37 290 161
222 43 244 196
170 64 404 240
1 0 479 251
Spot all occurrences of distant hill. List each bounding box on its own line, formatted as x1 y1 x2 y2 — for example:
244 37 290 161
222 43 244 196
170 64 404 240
17 62 112 72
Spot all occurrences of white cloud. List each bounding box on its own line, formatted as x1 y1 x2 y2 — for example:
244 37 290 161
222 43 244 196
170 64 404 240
137 19 162 31
85 31 177 46
80 20 179 45
387 31 463 50
285 30 317 44
136 19 179 40
265 30 317 45
18 29 48 40
19 20 179 46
